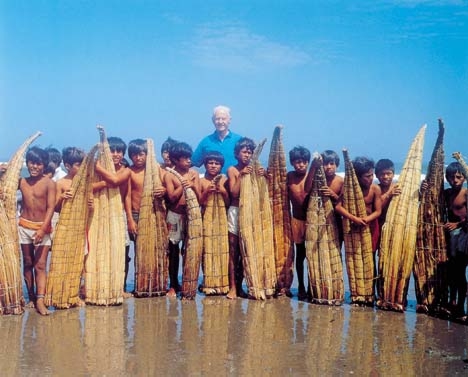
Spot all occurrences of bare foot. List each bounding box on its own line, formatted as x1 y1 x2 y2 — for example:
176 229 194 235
167 288 177 298
77 299 86 307
122 291 134 299
226 288 237 300
35 298 52 316
25 301 35 309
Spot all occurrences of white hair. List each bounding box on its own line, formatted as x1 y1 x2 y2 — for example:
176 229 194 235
212 105 231 118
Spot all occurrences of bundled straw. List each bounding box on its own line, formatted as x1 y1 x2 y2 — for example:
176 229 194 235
0 199 24 314
0 132 41 315
452 151 468 178
134 139 169 297
267 125 294 295
45 146 98 309
414 120 447 313
166 167 203 299
0 131 42 246
202 174 229 295
305 155 344 305
239 139 276 299
378 125 426 312
85 126 126 305
341 149 374 305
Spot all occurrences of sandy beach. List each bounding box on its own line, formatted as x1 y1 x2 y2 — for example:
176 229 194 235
1 254 468 376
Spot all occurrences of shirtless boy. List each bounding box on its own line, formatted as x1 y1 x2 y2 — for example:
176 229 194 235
443 162 468 318
199 151 229 211
375 159 401 232
226 137 257 299
94 137 133 295
335 156 382 296
164 142 201 297
287 146 311 300
19 146 56 315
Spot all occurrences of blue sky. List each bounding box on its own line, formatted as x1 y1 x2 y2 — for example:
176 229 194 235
1 0 467 170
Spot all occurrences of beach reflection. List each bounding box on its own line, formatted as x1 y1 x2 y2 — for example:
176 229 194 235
1 296 468 374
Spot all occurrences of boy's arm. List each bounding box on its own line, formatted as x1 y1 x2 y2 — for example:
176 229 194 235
363 185 382 223
38 179 56 238
334 194 367 226
164 173 184 204
381 183 400 210
95 162 131 186
125 178 137 235
227 167 240 200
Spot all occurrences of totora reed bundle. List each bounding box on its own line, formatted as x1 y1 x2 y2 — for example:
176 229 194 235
378 125 426 312
166 167 203 299
0 131 42 247
45 145 98 309
305 155 344 305
202 174 229 295
341 149 374 305
134 139 168 297
85 126 126 305
267 125 294 296
239 139 276 299
414 120 447 314
0 132 41 314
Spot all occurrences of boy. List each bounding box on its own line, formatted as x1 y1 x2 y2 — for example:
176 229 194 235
94 137 133 295
164 142 201 297
226 137 257 299
443 162 468 318
199 151 230 294
287 146 311 300
335 157 382 250
199 151 229 210
19 146 56 315
125 139 148 241
375 159 401 231
55 147 86 212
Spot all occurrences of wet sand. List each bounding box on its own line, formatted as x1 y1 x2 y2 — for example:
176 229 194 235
1 289 468 375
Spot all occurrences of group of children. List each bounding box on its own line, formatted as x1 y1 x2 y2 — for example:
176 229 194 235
4 134 468 318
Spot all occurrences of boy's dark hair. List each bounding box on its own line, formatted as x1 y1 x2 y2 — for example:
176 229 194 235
203 150 225 167
234 137 256 156
128 139 147 158
321 150 340 167
169 142 193 164
446 162 463 179
26 146 49 166
375 159 395 175
161 137 178 155
121 157 130 168
45 147 62 167
107 137 127 154
44 163 56 176
289 146 311 165
62 147 85 166
352 156 375 177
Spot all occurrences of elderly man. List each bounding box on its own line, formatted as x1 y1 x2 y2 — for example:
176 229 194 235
192 105 242 174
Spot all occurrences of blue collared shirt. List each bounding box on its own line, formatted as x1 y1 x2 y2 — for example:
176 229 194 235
192 130 242 174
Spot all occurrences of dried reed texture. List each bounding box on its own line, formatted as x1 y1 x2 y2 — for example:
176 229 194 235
134 139 169 297
341 149 374 305
452 151 468 178
267 125 294 295
0 131 42 246
85 126 125 305
202 175 229 295
305 157 344 305
0 200 24 315
45 146 97 309
166 167 203 299
239 139 276 299
414 120 447 313
378 125 426 312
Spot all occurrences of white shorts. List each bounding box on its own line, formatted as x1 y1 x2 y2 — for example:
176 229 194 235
19 225 52 246
227 206 239 236
167 210 187 244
